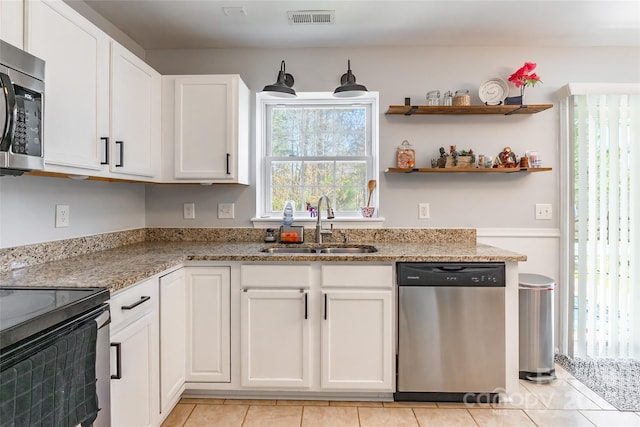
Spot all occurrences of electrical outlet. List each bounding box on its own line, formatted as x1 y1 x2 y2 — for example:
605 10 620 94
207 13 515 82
218 203 235 219
183 203 195 219
535 203 552 220
419 203 430 219
55 204 70 228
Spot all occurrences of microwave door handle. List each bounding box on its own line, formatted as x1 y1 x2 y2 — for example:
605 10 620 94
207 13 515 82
0 72 17 151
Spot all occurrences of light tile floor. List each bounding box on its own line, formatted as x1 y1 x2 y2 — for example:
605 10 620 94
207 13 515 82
162 365 640 427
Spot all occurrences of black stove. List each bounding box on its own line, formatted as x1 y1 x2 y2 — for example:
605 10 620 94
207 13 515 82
0 287 110 352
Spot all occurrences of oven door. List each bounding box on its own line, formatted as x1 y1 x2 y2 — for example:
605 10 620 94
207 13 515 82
0 304 110 427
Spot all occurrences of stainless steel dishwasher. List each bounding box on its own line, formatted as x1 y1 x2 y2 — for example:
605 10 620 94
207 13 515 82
395 262 506 403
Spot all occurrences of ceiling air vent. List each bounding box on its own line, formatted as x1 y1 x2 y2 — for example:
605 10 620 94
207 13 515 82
287 10 335 25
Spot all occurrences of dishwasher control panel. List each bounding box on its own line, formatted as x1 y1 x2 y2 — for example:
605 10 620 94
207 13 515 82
397 262 505 287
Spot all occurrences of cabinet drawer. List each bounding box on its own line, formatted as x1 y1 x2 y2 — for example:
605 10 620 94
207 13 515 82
241 264 312 288
110 278 158 332
321 265 393 288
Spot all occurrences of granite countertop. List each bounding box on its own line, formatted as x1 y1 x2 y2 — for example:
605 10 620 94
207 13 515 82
0 240 526 293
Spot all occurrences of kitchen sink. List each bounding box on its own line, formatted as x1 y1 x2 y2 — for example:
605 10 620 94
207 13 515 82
261 245 377 254
318 246 377 254
260 247 318 254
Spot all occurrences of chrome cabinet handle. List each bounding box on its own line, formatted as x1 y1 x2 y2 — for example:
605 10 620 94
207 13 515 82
121 295 150 310
115 141 124 167
110 342 122 379
100 137 109 165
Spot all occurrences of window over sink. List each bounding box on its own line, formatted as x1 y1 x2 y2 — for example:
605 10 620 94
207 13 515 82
255 92 379 222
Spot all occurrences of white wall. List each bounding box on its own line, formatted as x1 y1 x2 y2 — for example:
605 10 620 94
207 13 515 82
0 175 145 248
145 45 639 230
2 44 638 263
142 44 638 286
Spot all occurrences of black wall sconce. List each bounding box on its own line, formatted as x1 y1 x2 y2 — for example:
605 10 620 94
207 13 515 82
334 60 368 97
262 60 296 97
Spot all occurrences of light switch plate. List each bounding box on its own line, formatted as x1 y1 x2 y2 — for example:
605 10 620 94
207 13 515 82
535 203 552 220
218 203 235 219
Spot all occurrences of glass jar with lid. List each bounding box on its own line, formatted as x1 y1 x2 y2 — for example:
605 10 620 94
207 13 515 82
396 140 415 169
426 90 441 106
453 89 471 106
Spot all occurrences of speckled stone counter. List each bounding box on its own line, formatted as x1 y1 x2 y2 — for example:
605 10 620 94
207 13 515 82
0 237 526 293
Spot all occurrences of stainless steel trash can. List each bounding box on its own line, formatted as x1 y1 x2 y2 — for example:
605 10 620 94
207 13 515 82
519 273 556 382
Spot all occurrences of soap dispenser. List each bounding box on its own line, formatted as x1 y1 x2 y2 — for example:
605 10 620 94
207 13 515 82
282 200 295 226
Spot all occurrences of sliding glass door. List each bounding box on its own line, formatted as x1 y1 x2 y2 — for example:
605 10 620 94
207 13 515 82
559 85 639 359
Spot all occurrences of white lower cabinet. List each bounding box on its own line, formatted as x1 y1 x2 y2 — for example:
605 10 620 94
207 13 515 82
320 264 394 391
185 267 231 383
239 263 393 392
240 289 311 387
110 278 159 427
321 290 393 390
159 269 186 416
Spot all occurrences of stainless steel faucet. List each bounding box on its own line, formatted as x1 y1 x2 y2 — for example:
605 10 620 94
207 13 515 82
315 195 335 243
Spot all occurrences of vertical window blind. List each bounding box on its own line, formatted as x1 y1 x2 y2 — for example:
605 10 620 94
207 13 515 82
570 92 639 358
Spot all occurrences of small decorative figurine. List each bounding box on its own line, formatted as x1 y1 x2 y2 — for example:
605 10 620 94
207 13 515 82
495 146 518 168
438 147 447 168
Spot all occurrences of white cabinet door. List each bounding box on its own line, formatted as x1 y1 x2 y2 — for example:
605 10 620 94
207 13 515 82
159 269 186 415
110 41 160 178
185 267 231 382
26 0 109 171
168 75 248 183
1 0 24 48
321 290 393 390
110 311 157 427
241 289 311 388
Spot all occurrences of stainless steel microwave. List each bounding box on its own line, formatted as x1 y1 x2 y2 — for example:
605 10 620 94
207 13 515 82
1 40 45 176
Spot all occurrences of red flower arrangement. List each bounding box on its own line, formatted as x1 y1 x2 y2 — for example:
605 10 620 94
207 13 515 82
508 62 542 96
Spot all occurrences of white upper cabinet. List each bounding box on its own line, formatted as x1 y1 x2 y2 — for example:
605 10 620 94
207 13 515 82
1 0 24 48
110 41 160 178
25 0 109 172
162 75 249 184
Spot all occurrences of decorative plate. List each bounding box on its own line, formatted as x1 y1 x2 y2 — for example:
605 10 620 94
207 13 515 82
479 78 509 105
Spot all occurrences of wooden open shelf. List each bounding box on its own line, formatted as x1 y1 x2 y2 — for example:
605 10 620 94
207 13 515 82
385 167 552 174
385 104 553 116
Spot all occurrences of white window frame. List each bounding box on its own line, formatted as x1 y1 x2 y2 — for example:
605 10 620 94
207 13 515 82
253 92 382 228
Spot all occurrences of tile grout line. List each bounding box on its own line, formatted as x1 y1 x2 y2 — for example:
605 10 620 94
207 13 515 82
411 407 423 427
174 402 197 427
521 407 541 427
240 404 250 426
465 408 481 427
